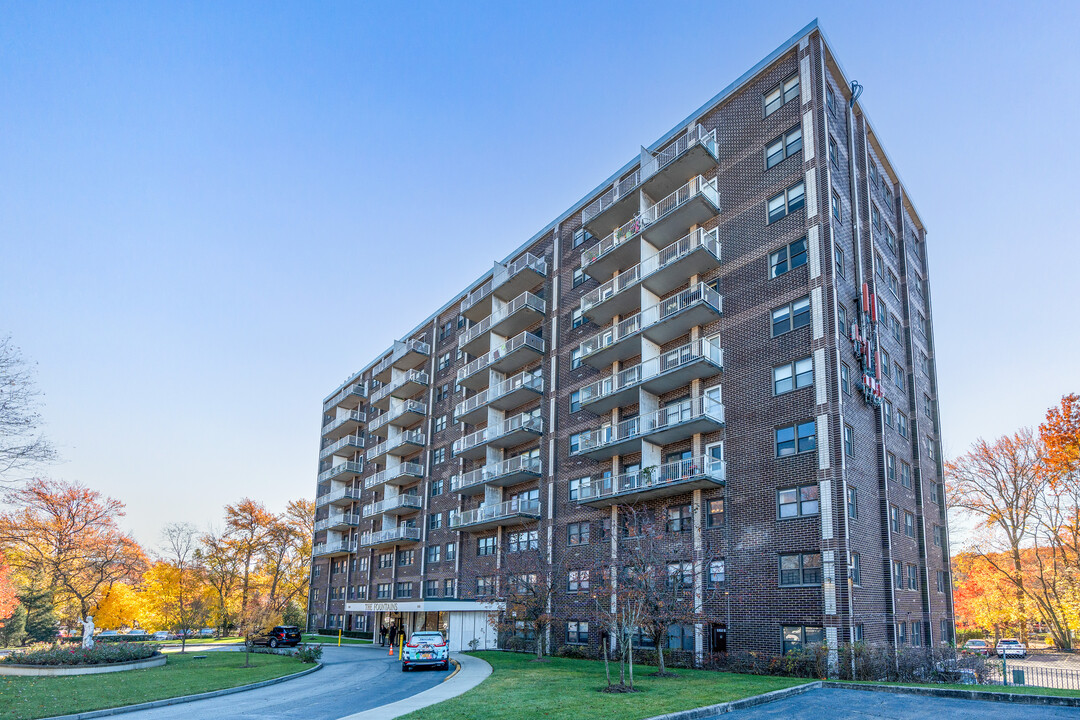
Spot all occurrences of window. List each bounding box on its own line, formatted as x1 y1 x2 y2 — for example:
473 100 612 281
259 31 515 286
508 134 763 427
936 570 946 593
667 624 695 651
834 245 845 278
666 562 693 589
569 390 581 413
915 312 927 336
572 267 586 287
709 559 726 583
476 576 494 595
926 436 936 461
446 541 457 561
851 552 862 585
912 272 924 299
884 399 894 427
573 227 592 249
358 557 368 572
378 553 393 569
919 352 930 376
435 383 451 403
897 622 907 645
766 125 802 169
890 506 900 533
444 578 455 596
769 237 808 278
430 478 443 496
707 499 725 528
847 485 857 519
767 181 805 223
844 424 855 457
900 461 912 489
912 620 923 647
567 522 589 546
882 183 893 208
572 308 585 329
838 303 848 334
425 580 439 597
567 569 590 593
880 351 891 380
887 269 899 298
395 581 413 598
905 511 916 538
667 504 692 532
853 624 864 642
829 135 839 168
894 362 904 388
923 394 933 419
771 296 811 336
773 356 813 395
566 621 589 644
398 550 414 566
886 452 896 483
895 412 909 440
508 530 538 553
377 583 391 599
568 476 589 500
893 561 904 589
438 352 452 372
933 525 944 548
764 74 799 116
907 564 919 590
599 517 611 542
570 348 583 370
434 415 447 433
429 512 442 530
783 625 824 654
869 162 878 185
433 447 446 464
439 321 453 343
826 83 836 113
831 190 842 221
874 251 884 279
776 420 816 457
841 363 850 394
426 545 441 564
778 484 819 518
477 536 496 556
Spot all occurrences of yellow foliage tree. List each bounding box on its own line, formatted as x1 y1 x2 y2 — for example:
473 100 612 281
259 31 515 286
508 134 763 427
93 582 147 631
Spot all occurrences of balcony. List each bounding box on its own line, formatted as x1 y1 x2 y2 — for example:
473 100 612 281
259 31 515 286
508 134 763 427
454 369 543 425
571 396 725 460
461 253 548 322
322 410 367 442
451 455 542 496
576 455 726 508
372 339 431 384
458 292 546 355
580 228 722 324
578 283 723 369
457 331 544 391
453 413 543 460
360 526 421 549
368 399 427 435
640 126 719 200
315 486 361 508
582 175 719 280
371 369 429 410
581 168 642 238
361 494 422 518
323 382 365 413
313 540 357 557
364 461 425 491
449 498 541 532
317 460 364 484
578 338 723 414
314 512 360 532
366 429 426 465
319 434 365 460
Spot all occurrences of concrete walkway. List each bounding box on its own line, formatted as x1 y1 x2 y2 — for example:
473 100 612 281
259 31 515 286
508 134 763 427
339 651 492 720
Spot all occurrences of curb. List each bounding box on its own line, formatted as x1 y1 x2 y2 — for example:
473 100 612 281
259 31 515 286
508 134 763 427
338 652 492 720
443 658 462 681
641 681 822 720
822 680 1080 708
37 662 323 720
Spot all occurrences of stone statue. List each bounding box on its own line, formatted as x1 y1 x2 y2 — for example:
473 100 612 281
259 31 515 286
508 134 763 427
81 615 95 649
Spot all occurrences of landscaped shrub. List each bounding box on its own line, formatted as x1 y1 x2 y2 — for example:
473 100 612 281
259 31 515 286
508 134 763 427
2 641 161 666
316 629 372 640
295 644 323 663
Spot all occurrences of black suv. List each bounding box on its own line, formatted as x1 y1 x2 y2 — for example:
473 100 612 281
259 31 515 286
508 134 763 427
251 625 302 648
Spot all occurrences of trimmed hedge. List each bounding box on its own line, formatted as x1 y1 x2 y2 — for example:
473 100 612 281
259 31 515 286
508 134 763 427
316 629 372 640
2 641 162 666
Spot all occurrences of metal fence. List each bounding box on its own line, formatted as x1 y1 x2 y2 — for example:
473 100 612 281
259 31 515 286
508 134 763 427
988 659 1080 690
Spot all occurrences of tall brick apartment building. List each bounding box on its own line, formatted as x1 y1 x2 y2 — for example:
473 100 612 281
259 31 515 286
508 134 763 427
309 20 953 658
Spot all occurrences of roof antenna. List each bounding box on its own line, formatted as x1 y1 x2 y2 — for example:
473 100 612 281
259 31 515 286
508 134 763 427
849 81 863 108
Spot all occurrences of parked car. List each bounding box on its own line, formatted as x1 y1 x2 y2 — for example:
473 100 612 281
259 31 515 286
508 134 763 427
96 630 119 639
962 639 990 656
152 631 171 641
996 638 1027 658
251 625 302 649
199 628 215 638
401 631 449 672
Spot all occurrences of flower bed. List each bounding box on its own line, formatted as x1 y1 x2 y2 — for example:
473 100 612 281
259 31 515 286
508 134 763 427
2 641 162 666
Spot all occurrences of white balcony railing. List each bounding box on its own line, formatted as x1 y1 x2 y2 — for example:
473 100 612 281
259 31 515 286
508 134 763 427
362 494 422 518
577 454 726 503
319 434 365 460
454 369 543 420
457 331 545 383
461 253 548 314
582 169 642 225
458 292 546 349
449 498 542 529
364 461 425 490
450 455 542 493
577 283 722 361
572 396 725 456
367 429 426 460
314 513 360 532
322 382 365 412
315 485 361 507
372 338 431 379
322 409 367 436
580 228 721 315
453 413 543 456
368 399 427 434
317 461 364 484
370 369 429 405
642 126 718 180
313 540 357 556
360 526 421 546
578 338 722 406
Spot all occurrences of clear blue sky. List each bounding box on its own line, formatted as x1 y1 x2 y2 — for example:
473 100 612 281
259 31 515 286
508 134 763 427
2 1 1077 546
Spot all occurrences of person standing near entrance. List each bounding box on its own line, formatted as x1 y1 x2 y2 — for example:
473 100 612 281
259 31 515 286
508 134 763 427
379 625 387 647
388 624 397 649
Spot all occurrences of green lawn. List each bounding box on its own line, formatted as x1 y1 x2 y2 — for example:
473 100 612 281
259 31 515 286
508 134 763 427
401 652 811 720
158 637 242 646
302 633 370 645
0 651 308 720
837 679 1080 698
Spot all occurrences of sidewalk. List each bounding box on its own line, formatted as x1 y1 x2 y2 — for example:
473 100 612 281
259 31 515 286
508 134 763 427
338 652 491 720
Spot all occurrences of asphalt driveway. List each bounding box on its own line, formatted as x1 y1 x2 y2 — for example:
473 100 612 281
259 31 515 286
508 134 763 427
114 645 448 720
713 687 1079 719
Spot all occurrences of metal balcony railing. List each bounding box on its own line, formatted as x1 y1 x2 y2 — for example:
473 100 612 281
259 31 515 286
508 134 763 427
317 461 364 484
362 494 422 518
367 429 426 460
453 413 543 456
313 540 357 556
450 455 542 493
314 513 360 532
449 498 542 529
322 409 367 436
458 292 546 349
578 338 723 406
576 455 726 503
319 434 365 460
315 486 361 508
572 396 725 456
372 338 431 379
370 369 429 405
580 228 721 315
457 331 545 383
322 382 365 412
360 526 421 547
460 253 547 314
642 126 718 179
454 369 543 420
364 461 425 490
368 399 427 434
582 169 642 225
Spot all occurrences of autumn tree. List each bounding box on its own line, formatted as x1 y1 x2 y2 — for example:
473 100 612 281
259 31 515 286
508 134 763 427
489 544 565 660
0 336 55 481
224 499 276 623
199 528 240 635
1042 394 1080 492
0 552 16 623
145 523 209 651
0 478 146 623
